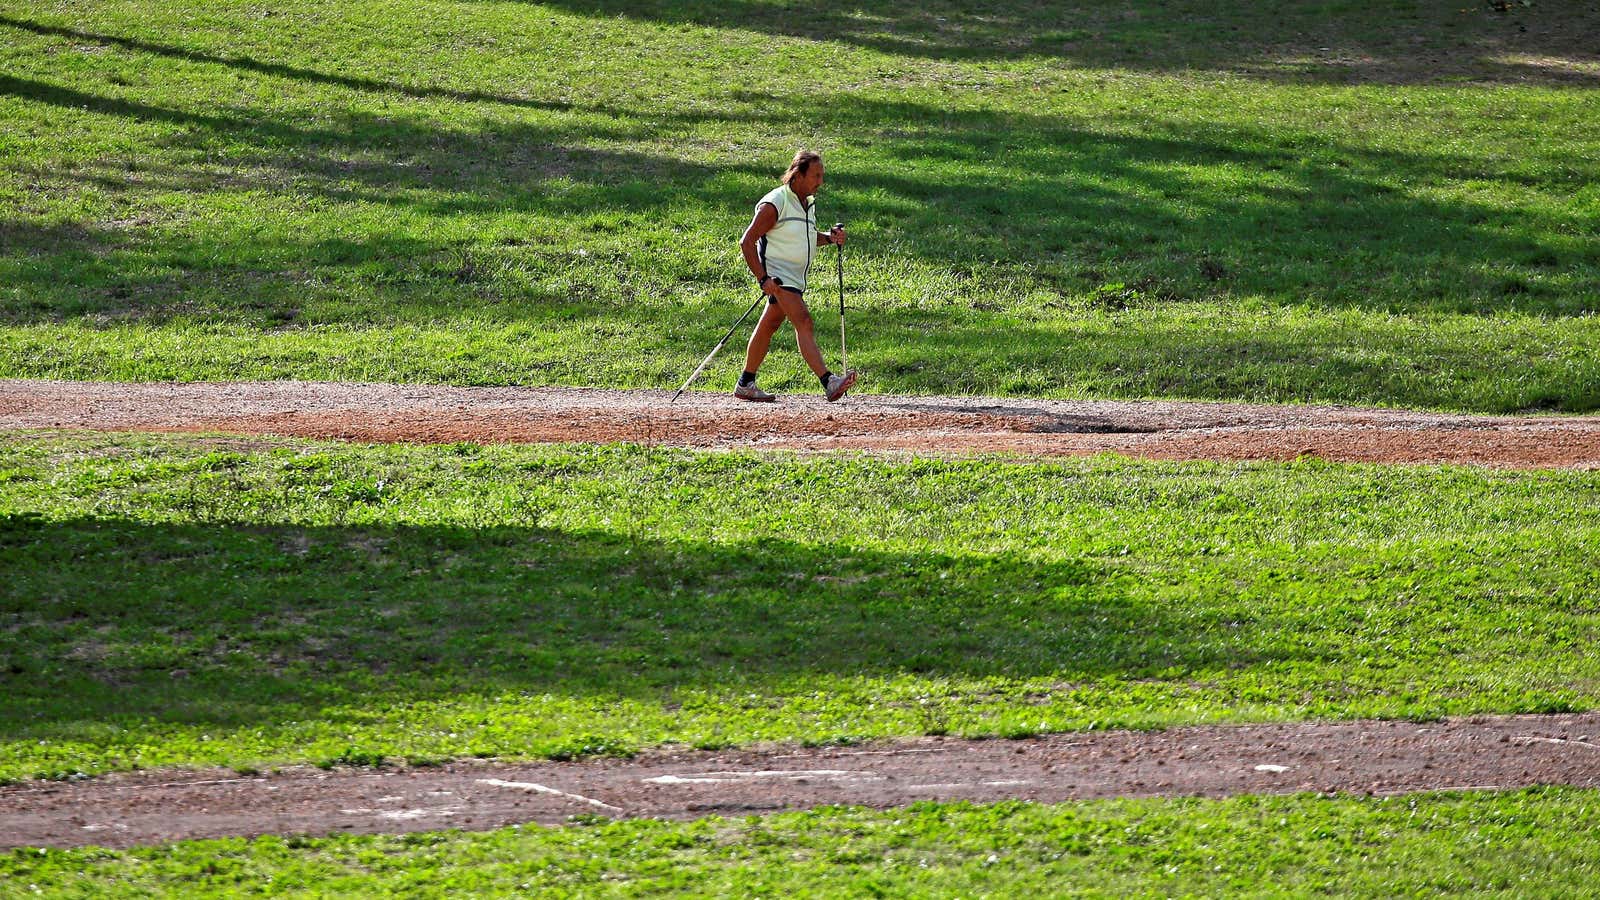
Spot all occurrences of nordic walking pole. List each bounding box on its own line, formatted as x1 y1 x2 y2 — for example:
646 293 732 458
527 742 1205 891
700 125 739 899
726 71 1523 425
834 222 847 373
671 290 766 403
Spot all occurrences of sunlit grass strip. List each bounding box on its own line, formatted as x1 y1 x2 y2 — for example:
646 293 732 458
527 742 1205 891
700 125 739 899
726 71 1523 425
3 300 1598 410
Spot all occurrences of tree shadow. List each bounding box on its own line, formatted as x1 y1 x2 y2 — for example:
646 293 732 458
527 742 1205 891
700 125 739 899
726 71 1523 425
12 3 1590 86
786 94 1596 317
0 15 575 111
3 68 1590 328
0 515 1283 733
527 0 1600 85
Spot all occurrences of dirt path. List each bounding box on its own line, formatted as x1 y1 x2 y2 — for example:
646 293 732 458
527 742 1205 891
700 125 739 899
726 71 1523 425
3 380 1600 467
4 713 1598 850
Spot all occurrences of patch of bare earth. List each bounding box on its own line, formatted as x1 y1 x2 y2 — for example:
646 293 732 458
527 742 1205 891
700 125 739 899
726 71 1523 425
3 714 1598 850
3 380 1599 468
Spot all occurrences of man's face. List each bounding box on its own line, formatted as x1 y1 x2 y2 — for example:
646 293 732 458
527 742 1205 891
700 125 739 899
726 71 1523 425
794 162 824 197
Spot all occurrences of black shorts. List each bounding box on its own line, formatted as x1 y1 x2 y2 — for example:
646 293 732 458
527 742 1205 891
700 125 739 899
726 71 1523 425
766 287 803 305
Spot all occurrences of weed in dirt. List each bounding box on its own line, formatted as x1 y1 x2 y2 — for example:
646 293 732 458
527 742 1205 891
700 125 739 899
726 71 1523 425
316 748 389 771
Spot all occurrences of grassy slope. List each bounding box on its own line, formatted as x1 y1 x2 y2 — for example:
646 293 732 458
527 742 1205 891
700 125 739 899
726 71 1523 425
4 1 1599 880
2 1 1598 409
3 434 1596 779
5 790 1599 896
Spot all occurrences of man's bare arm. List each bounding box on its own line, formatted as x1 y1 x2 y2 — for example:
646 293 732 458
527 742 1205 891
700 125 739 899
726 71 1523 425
739 203 781 296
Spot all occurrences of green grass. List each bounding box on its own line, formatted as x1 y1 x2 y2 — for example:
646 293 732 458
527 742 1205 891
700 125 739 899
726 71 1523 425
6 790 1600 896
4 1 1599 884
3 1 1599 409
3 433 1596 780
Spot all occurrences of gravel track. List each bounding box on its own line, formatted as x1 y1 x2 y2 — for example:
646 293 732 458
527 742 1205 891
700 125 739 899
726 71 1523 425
4 380 1599 467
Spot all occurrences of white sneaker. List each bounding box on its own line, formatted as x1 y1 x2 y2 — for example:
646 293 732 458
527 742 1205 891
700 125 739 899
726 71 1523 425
824 370 857 403
734 381 775 402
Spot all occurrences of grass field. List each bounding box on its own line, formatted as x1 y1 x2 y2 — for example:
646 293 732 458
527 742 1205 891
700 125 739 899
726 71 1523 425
5 0 1600 890
3 0 1598 409
3 433 1597 779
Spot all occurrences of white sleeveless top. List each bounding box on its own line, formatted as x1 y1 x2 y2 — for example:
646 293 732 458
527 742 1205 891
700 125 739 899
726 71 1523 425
756 184 818 291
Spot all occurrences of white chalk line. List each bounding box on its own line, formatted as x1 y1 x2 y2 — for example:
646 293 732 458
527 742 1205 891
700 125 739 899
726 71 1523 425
772 748 943 759
380 808 460 821
905 780 1032 791
477 778 623 814
643 769 883 785
1514 736 1600 751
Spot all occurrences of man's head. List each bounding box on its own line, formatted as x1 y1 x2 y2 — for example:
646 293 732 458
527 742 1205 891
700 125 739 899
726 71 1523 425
782 150 825 199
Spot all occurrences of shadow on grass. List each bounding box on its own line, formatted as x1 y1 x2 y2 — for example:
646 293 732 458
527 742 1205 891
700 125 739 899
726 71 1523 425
0 15 577 111
2 66 1590 328
0 514 1267 732
527 0 1599 84
8 3 1592 86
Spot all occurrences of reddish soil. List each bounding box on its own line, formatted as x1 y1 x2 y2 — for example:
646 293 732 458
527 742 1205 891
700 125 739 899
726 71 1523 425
5 713 1599 850
3 380 1599 468
5 380 1599 848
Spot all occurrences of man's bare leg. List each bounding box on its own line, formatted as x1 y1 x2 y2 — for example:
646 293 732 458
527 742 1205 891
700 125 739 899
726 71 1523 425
741 301 787 375
771 289 828 379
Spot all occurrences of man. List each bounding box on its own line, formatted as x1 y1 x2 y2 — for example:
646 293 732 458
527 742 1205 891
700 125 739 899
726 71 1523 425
735 150 857 403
